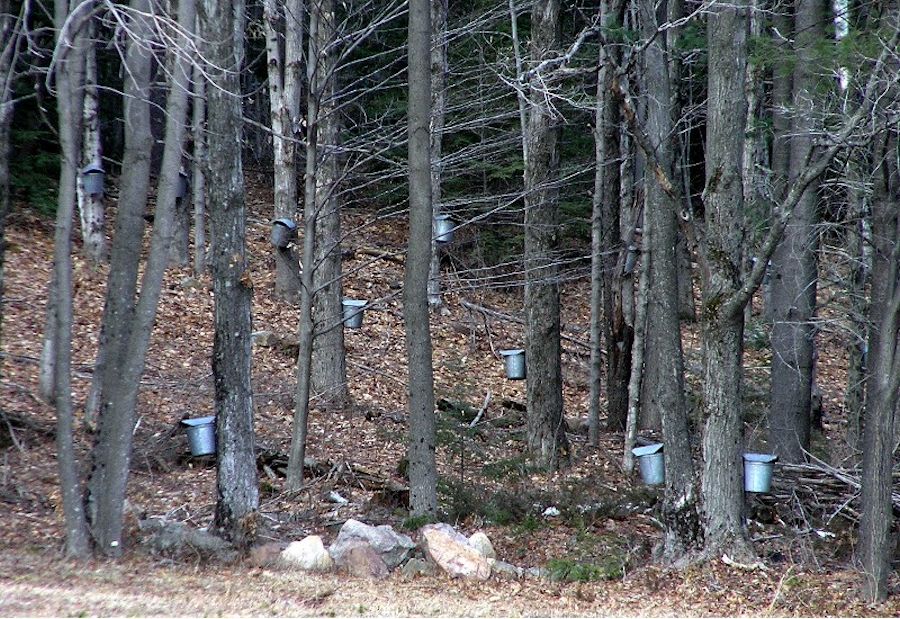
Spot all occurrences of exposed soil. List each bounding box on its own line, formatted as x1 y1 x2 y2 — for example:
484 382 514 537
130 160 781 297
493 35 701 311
1 172 898 616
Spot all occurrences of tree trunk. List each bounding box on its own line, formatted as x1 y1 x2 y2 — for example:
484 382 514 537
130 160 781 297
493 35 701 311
84 0 154 554
636 0 699 561
590 0 625 442
52 0 90 558
768 0 827 463
77 19 106 267
86 0 195 556
524 0 568 470
264 0 303 302
191 58 207 277
199 0 259 548
427 0 447 308
86 0 154 482
287 2 323 491
406 0 438 517
858 148 899 600
309 0 347 406
700 0 753 562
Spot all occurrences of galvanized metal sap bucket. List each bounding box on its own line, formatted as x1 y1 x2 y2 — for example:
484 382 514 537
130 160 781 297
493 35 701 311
182 416 216 457
342 299 367 329
632 443 665 485
500 349 525 380
434 214 454 244
271 218 297 249
743 453 778 493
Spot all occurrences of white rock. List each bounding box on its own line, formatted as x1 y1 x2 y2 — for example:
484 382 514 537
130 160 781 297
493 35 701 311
542 506 561 518
467 531 496 560
421 524 491 581
281 535 334 571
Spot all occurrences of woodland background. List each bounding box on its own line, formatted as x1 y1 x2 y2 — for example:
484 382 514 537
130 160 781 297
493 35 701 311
0 0 899 613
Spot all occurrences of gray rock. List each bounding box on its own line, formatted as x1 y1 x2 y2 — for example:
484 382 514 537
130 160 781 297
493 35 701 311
524 566 549 580
247 542 286 568
421 524 491 581
139 518 238 563
491 560 524 580
467 531 496 560
400 557 437 579
333 540 389 579
281 535 334 571
329 519 415 569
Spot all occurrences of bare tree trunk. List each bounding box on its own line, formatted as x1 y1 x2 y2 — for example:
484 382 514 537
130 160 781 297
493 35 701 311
590 0 625 443
199 0 259 548
636 0 698 561
768 0 827 463
264 0 303 302
858 132 899 600
310 0 347 406
843 176 868 449
84 0 154 553
191 58 207 277
524 0 568 470
700 0 753 562
406 0 438 517
427 0 447 308
77 16 106 267
86 0 154 473
52 0 90 558
86 0 196 556
287 2 322 491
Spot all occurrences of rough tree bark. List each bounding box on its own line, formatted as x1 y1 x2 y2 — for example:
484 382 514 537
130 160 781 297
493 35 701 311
406 0 438 517
523 0 568 469
858 126 899 603
636 0 699 561
309 0 347 406
191 57 207 277
199 0 259 548
590 0 626 442
699 0 753 562
768 0 827 463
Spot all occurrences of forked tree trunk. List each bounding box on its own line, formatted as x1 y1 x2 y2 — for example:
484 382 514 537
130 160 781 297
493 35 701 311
86 0 154 465
406 0 438 517
523 0 568 470
199 0 259 548
86 0 196 556
84 0 154 553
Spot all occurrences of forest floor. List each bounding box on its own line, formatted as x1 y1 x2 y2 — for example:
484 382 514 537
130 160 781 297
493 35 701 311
1 172 898 616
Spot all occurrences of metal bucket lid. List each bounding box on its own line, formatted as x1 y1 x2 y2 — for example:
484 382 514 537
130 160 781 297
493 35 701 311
272 217 297 231
499 349 524 356
743 452 778 463
182 415 215 427
632 442 664 457
342 299 367 307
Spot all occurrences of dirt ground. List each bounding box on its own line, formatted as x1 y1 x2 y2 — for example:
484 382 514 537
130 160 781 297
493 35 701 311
1 174 898 616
